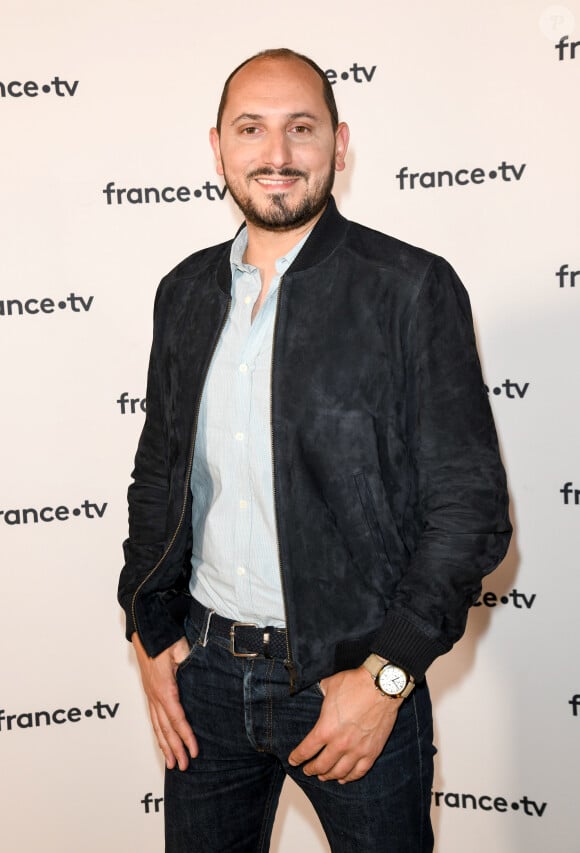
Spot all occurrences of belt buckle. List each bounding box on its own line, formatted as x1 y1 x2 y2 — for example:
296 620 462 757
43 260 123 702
230 622 259 657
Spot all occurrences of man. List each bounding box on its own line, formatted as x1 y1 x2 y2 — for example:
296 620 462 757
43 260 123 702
118 48 511 852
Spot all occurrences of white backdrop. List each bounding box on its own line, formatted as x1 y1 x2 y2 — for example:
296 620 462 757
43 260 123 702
1 1 579 851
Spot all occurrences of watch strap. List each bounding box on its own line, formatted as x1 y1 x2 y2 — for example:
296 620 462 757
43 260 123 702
362 653 388 680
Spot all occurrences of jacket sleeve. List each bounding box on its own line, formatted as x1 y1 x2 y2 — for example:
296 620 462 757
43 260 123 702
117 280 175 643
371 256 512 680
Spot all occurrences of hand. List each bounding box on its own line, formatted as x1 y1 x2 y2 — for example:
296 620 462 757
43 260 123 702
131 631 198 771
288 667 402 784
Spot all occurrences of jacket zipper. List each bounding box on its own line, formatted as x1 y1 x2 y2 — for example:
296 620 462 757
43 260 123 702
131 296 232 638
270 276 296 689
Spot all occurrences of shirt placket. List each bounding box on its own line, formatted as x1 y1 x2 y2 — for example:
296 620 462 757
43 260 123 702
231 268 261 614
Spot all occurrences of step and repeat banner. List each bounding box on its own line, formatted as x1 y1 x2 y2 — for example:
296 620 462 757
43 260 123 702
1 1 578 851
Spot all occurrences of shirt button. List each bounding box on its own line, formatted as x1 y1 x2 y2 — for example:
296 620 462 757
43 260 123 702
235 432 244 441
239 499 248 509
239 363 248 373
236 566 246 576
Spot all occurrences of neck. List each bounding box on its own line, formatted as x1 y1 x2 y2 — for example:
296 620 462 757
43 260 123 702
242 206 325 269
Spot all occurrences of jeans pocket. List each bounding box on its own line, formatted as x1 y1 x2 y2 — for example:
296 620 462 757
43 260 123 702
175 615 203 674
312 680 326 699
176 641 201 675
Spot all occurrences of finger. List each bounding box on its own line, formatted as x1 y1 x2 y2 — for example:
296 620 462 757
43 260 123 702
157 702 198 770
319 753 374 783
177 724 199 763
150 670 196 751
148 701 178 770
302 743 347 778
336 756 376 784
166 704 199 764
156 708 190 770
288 727 326 767
150 692 198 771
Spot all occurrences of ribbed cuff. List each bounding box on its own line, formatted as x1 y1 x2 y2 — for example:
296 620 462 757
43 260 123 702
370 610 449 682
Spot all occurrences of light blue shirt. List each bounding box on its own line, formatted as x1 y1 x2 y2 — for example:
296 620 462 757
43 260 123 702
189 228 310 627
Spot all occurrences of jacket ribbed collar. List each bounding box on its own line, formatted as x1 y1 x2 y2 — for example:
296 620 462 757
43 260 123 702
216 195 348 295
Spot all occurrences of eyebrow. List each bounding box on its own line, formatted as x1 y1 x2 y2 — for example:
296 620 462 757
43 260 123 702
229 112 319 126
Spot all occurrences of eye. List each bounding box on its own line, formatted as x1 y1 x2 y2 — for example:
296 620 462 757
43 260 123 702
240 126 261 135
290 125 311 134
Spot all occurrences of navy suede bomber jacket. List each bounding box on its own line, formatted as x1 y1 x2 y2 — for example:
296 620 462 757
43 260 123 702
118 196 511 692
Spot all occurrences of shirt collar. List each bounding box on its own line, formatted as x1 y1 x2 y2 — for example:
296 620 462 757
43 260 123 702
230 227 311 276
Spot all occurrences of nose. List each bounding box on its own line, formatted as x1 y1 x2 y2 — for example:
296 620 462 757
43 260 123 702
263 130 292 169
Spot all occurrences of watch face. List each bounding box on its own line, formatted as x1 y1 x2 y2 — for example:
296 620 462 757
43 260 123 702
377 664 408 696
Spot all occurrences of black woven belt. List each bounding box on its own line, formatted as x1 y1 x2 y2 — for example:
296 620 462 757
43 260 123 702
189 597 288 659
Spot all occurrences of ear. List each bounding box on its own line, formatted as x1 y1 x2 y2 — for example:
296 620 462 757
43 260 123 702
334 122 350 172
209 127 224 176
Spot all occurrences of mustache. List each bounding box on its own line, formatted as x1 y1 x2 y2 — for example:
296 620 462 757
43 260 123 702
247 167 308 180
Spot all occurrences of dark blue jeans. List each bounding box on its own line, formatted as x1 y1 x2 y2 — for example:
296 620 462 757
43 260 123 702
165 609 434 852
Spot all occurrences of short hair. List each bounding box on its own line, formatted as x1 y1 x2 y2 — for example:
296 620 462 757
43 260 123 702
216 48 339 133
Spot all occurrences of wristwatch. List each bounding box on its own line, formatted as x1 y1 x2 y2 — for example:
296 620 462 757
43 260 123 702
362 653 415 699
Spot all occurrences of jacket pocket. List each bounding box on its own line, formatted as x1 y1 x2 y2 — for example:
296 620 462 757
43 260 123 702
353 471 390 563
350 469 409 594
319 469 405 598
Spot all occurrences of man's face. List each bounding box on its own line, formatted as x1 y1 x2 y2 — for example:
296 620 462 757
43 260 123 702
210 57 349 231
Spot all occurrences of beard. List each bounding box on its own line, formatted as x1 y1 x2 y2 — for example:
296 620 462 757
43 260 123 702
223 165 335 231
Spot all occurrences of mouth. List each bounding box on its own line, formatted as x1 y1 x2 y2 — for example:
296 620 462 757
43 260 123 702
248 168 307 193
254 177 300 191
